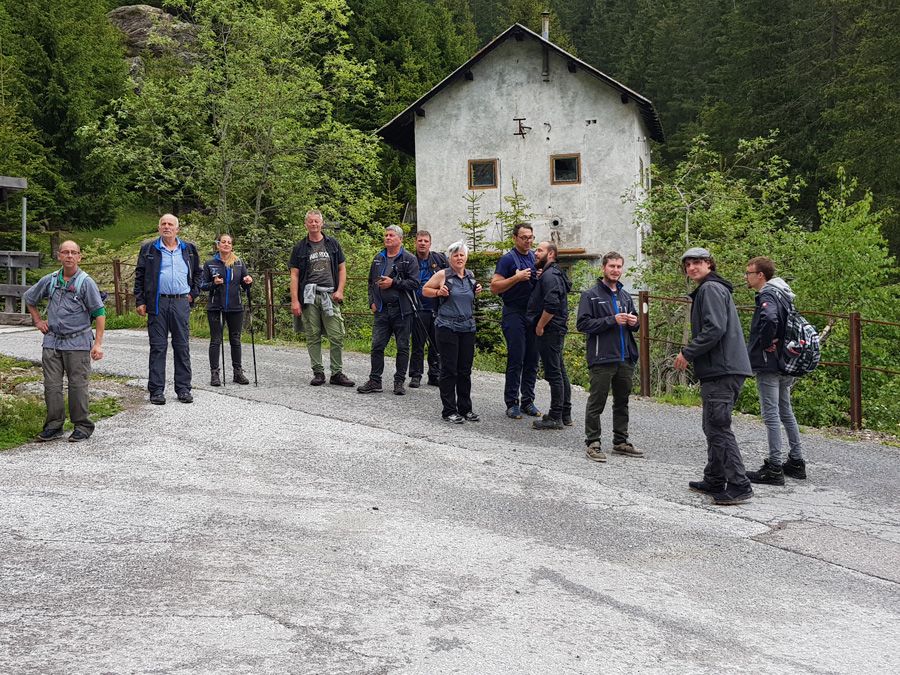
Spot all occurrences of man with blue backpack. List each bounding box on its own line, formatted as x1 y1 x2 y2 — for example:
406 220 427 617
744 256 808 484
25 240 106 442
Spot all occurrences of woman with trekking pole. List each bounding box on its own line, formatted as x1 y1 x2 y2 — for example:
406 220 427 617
421 240 482 424
200 233 253 386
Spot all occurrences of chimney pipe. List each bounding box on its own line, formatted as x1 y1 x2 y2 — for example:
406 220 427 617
541 11 550 41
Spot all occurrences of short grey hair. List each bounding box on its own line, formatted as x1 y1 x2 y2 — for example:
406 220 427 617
305 209 323 221
385 224 404 237
447 240 468 257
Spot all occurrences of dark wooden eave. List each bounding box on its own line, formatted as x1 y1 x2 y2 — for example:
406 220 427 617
0 176 27 203
377 24 665 156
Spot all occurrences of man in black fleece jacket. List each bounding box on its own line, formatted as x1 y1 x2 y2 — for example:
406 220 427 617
527 241 572 430
674 247 754 505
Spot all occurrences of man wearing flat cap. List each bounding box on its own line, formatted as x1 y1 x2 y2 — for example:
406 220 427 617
674 247 754 505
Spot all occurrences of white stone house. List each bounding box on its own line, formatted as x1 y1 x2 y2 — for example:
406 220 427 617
378 21 664 270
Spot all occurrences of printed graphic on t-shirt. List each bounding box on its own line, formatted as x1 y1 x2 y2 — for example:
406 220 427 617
307 240 333 286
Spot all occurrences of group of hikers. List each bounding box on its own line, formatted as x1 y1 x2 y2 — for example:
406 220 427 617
24 211 808 506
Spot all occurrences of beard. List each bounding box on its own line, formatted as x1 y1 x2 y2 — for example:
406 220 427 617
535 256 547 269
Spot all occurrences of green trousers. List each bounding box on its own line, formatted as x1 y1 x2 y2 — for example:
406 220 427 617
42 347 94 436
584 362 634 447
300 295 345 375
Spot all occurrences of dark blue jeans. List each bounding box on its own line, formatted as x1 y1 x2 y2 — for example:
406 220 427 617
147 296 192 395
369 304 412 384
502 311 538 408
537 330 571 421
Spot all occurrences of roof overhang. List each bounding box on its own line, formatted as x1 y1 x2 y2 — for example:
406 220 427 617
0 176 27 202
377 23 665 156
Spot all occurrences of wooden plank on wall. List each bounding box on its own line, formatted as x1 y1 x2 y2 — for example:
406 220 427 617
0 312 33 326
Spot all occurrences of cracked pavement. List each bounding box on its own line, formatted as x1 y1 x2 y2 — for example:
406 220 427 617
1 326 899 673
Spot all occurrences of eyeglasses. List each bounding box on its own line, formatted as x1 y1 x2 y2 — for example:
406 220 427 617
744 270 761 276
517 235 534 241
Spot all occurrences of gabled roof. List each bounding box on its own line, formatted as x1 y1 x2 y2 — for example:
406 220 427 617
377 23 665 156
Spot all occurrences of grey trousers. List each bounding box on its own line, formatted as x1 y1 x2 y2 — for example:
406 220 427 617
42 348 94 436
756 372 803 464
700 375 750 490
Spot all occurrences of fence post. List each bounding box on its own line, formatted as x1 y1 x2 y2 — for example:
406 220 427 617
264 269 275 340
638 290 650 397
848 312 863 430
112 259 124 315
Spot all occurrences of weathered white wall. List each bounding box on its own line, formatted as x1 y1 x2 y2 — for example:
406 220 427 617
414 38 652 269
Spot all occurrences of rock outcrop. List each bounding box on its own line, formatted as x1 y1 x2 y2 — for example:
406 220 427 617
107 4 197 60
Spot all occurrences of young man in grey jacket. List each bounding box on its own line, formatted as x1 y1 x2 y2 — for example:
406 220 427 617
674 247 754 505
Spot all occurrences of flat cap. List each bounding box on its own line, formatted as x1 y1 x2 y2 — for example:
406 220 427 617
681 247 712 261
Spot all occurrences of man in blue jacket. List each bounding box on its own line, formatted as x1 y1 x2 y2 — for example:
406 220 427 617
527 241 572 430
576 252 642 462
744 256 807 484
358 225 421 395
409 231 448 388
134 214 201 405
674 247 754 505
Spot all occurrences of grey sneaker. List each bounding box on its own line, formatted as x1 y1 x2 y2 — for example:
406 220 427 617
613 442 644 458
357 380 383 394
585 442 607 463
35 428 64 442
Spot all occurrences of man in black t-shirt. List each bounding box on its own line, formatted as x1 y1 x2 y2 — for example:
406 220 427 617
289 210 354 387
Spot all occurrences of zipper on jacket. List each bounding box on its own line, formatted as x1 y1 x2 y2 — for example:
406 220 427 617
610 289 626 361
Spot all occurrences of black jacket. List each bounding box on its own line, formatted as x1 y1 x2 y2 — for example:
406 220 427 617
367 247 421 315
683 272 753 381
526 262 572 334
576 280 639 366
134 237 202 315
200 254 251 312
747 278 793 373
288 235 346 296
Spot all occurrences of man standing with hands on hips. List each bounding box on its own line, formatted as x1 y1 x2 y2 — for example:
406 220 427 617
134 214 201 405
25 240 106 442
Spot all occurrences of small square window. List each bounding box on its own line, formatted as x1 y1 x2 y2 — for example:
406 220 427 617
551 154 581 185
468 159 498 189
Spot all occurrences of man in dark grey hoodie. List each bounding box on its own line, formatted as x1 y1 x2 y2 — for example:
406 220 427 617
674 247 754 505
527 241 572 430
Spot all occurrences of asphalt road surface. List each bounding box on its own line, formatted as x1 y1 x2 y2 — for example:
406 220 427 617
1 326 898 673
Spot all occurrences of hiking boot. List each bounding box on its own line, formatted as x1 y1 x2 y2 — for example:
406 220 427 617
713 486 753 505
150 393 166 405
409 376 422 388
330 372 355 387
35 428 64 442
357 380 383 394
585 441 607 463
233 368 250 385
532 415 563 430
783 456 807 480
522 403 542 417
613 442 645 458
464 412 480 422
68 429 90 443
210 368 222 387
443 413 465 424
394 381 406 395
689 480 722 495
427 376 440 387
505 405 523 419
747 459 785 486
310 372 326 386
177 392 193 404
562 416 574 427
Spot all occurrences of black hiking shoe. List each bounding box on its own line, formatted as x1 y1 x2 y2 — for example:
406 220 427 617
357 380 383 394
68 429 90 443
713 485 753 505
689 480 722 495
177 392 193 404
747 459 785 486
532 415 563 430
783 456 807 480
394 381 406 396
233 368 250 385
409 376 421 388
35 428 64 442
463 412 480 422
310 372 326 386
210 368 221 387
150 393 166 405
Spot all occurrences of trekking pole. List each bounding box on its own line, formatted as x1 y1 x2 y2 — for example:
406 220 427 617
246 285 258 386
220 308 227 390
